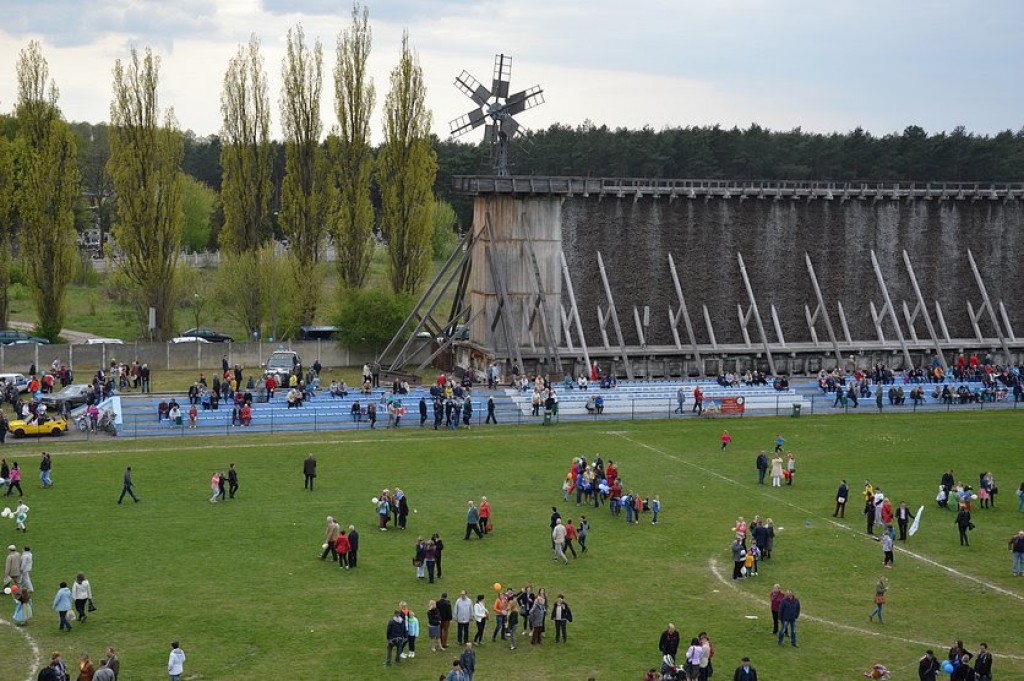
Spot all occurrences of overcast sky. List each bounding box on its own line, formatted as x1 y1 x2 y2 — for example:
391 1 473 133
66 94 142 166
0 0 1021 143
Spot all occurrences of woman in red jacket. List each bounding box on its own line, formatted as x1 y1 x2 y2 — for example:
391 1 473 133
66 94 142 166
334 530 351 569
479 497 491 535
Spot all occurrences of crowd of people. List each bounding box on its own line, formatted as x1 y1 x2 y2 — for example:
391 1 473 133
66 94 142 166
381 583 575 678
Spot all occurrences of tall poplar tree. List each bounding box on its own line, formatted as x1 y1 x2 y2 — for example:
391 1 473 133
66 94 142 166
107 47 184 340
14 41 79 340
0 135 14 328
220 34 273 335
329 3 375 289
280 25 328 327
378 32 436 295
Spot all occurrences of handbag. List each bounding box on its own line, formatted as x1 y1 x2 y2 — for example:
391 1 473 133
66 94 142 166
874 595 886 605
87 598 97 612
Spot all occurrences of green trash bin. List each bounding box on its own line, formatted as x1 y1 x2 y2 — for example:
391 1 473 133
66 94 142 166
543 409 553 426
791 403 801 418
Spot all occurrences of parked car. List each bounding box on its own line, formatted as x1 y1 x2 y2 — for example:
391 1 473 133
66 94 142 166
0 329 50 345
85 337 124 345
170 336 211 344
41 384 93 410
0 373 29 393
178 327 234 343
8 416 67 438
264 350 301 378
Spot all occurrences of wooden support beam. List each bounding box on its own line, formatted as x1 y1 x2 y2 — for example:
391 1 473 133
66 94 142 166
596 251 633 380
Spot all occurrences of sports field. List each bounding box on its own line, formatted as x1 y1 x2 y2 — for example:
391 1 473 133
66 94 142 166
2 411 1023 680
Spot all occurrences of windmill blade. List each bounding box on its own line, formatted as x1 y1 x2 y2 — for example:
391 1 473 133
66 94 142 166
483 123 498 143
454 71 491 107
500 116 520 139
504 85 544 116
491 53 511 99
449 108 487 137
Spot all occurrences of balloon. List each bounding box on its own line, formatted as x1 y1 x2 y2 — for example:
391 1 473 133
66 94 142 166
971 494 978 501
740 566 747 576
493 582 502 592
941 661 954 674
9 584 17 594
2 587 10 595
321 543 328 550
371 497 379 504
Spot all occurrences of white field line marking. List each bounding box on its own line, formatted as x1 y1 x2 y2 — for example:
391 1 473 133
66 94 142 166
0 615 42 681
612 432 1024 602
47 432 506 458
707 558 1024 661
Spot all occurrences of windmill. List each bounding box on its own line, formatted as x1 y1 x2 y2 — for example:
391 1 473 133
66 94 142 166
449 54 544 176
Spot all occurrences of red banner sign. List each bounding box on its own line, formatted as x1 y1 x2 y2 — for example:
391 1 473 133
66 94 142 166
703 396 745 416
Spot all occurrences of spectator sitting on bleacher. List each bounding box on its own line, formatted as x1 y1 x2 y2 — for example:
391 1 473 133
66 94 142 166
361 379 372 395
577 375 589 390
563 374 574 391
351 400 362 421
158 399 169 421
595 395 604 414
585 396 596 414
232 405 242 426
200 391 212 411
302 381 316 402
287 387 302 408
241 403 251 426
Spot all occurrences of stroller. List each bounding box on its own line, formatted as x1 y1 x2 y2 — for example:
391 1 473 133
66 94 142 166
660 655 682 681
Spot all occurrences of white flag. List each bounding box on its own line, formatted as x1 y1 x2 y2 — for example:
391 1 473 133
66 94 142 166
908 505 924 537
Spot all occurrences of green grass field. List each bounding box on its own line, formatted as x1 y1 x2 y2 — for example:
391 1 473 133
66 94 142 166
1 411 1023 680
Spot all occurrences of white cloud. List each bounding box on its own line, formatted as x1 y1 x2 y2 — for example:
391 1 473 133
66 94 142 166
0 0 1020 140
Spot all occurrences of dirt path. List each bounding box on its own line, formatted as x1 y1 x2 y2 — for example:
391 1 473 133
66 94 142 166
8 320 97 344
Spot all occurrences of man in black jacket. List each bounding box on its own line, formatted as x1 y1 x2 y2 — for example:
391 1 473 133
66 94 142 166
974 643 993 681
733 656 758 681
659 623 680 660
437 593 453 650
347 525 359 568
756 452 768 485
918 649 940 680
834 480 849 517
303 454 316 491
385 611 406 666
955 504 973 546
777 591 800 647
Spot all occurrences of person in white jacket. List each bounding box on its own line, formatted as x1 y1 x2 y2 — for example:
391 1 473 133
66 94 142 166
71 573 92 622
168 641 185 680
472 594 488 645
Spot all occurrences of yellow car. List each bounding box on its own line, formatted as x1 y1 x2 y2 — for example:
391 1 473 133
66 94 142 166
7 417 68 438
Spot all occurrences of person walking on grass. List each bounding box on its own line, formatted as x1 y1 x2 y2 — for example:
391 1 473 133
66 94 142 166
303 454 317 491
117 467 138 504
458 642 476 680
464 501 483 540
1009 530 1024 576
72 572 92 623
39 452 52 489
869 576 888 623
227 463 238 499
720 430 732 451
956 503 973 546
552 519 569 564
777 590 800 647
209 472 221 504
881 528 895 568
53 580 72 631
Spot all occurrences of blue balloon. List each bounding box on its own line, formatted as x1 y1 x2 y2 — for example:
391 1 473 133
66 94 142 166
940 660 954 674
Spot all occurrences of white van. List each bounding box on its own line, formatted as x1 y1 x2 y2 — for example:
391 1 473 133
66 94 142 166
0 373 29 393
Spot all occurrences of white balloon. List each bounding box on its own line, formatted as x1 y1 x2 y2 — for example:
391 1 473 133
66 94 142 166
371 497 379 504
